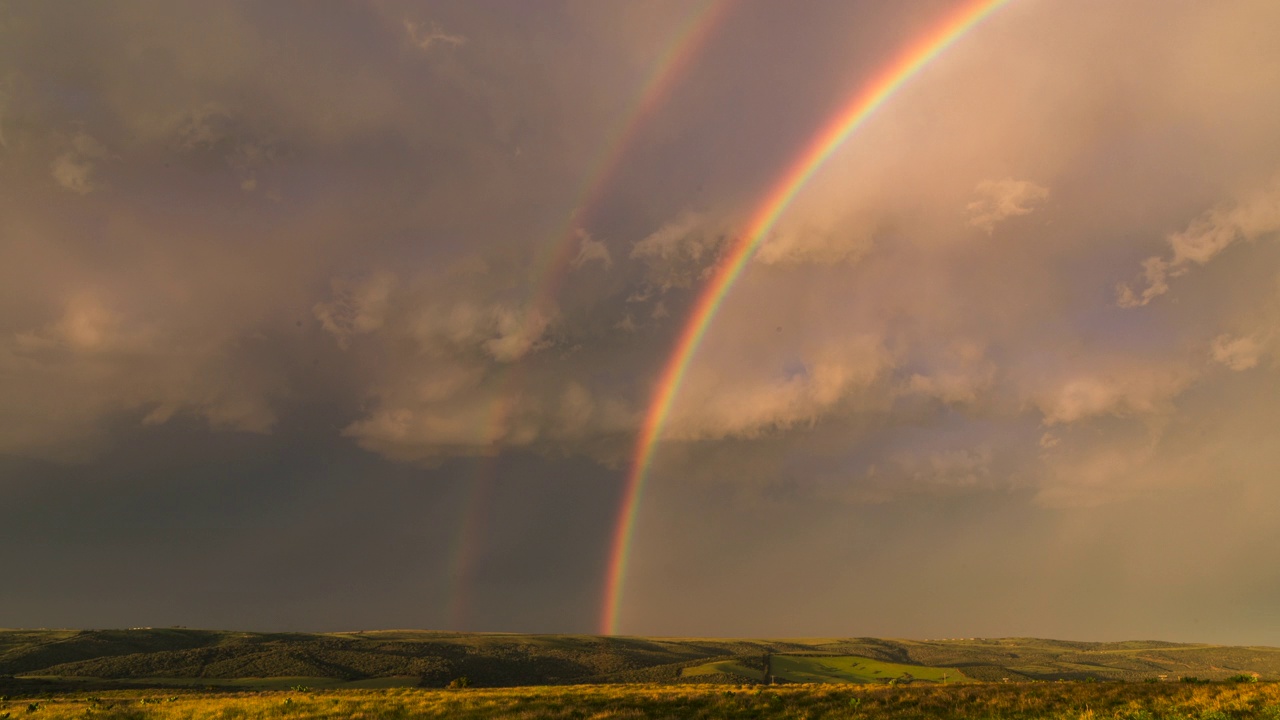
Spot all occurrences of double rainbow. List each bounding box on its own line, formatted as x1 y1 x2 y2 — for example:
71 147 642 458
601 0 1013 635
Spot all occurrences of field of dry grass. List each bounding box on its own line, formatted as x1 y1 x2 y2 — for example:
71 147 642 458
6 681 1280 719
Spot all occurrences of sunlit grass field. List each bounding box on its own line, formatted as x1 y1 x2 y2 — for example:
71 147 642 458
771 655 975 684
7 682 1280 719
680 654 975 684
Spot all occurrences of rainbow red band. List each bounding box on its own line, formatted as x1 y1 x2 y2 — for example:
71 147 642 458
601 0 1013 635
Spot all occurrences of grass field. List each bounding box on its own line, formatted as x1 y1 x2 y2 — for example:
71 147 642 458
5 681 1280 719
771 655 975 684
679 654 974 684
682 658 766 681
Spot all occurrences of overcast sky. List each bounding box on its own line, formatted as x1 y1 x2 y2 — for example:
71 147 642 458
4 0 1280 644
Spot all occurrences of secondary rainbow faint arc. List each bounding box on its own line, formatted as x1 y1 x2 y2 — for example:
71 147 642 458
439 0 732 631
523 0 732 320
600 0 1014 635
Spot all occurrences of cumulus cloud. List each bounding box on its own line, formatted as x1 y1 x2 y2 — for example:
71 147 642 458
1035 366 1192 426
411 301 534 360
14 294 127 353
308 258 627 463
571 229 613 270
342 401 505 462
2 294 277 459
339 361 632 464
754 208 878 266
313 269 556 364
614 313 638 333
404 19 466 51
1211 333 1263 371
50 154 94 194
313 274 397 348
1118 180 1280 307
664 336 891 441
630 212 728 292
484 306 554 362
965 178 1049 234
50 132 108 194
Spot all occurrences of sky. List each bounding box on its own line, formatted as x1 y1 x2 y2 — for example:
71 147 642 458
3 0 1280 645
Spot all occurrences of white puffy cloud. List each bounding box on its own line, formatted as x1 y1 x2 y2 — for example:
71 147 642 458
314 270 556 364
965 178 1048 234
1035 366 1192 426
1119 180 1280 307
339 363 633 464
664 335 891 441
1 294 277 459
50 132 108 194
571 229 613 270
1211 333 1263 371
630 212 729 292
403 19 466 52
754 205 878 266
483 306 553 362
411 302 552 362
51 154 94 194
313 274 396 348
15 294 127 353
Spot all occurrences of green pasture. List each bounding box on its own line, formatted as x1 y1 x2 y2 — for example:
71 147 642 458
681 659 765 681
771 655 974 684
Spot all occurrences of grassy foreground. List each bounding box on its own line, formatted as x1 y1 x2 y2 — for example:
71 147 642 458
7 682 1280 719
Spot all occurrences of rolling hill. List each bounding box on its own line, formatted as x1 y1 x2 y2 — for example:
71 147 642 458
2 630 1277 690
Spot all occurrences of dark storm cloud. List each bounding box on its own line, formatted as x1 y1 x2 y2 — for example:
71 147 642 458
0 417 619 633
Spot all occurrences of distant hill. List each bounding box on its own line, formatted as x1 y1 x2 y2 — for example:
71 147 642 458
2 630 1277 689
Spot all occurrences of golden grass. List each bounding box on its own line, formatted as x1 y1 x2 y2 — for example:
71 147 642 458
6 681 1280 719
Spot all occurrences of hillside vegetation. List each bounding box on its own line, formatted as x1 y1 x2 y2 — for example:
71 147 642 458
3 630 1279 690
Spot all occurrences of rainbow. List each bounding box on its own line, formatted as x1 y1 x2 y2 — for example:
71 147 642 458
523 0 732 322
441 1 731 630
600 0 1013 635
443 371 522 630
